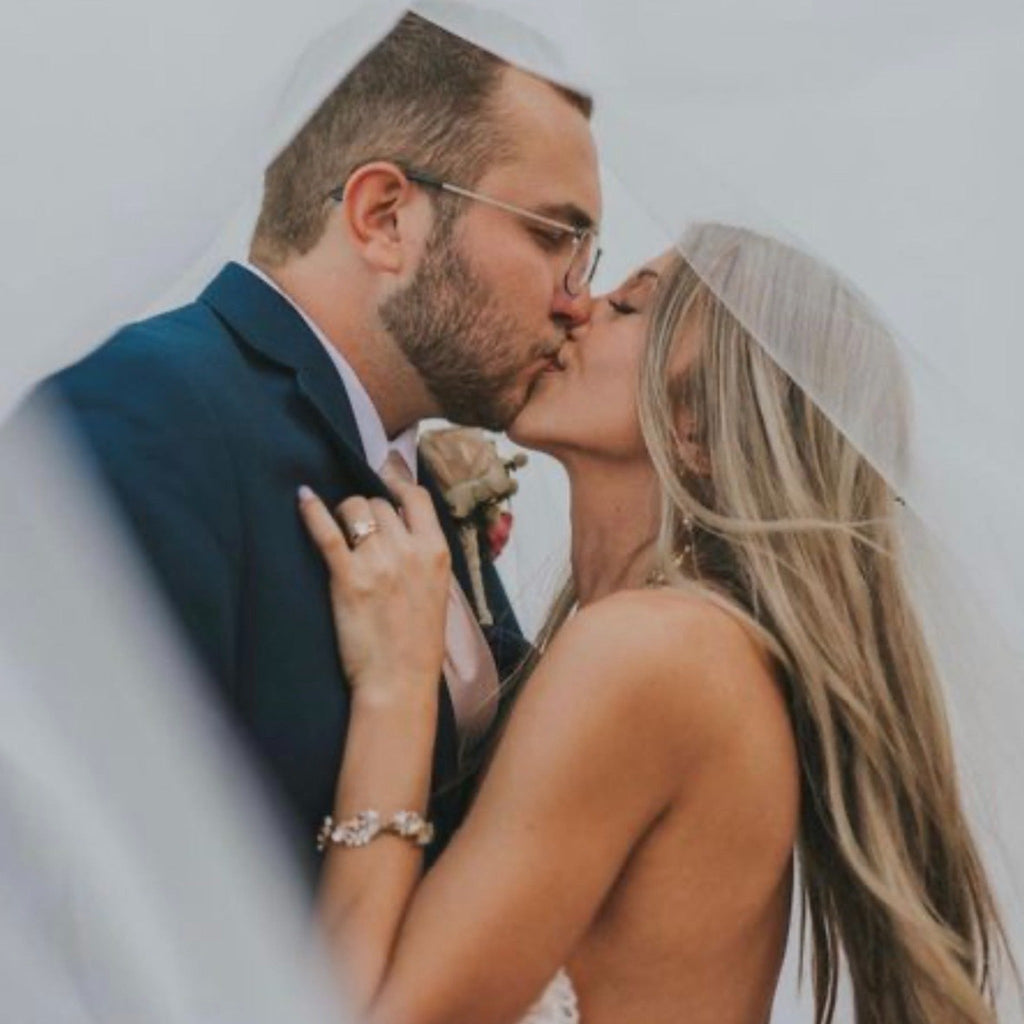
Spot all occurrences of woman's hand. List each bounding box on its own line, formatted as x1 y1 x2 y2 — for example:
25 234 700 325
298 468 451 708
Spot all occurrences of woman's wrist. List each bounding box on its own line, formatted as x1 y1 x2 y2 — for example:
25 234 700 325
350 677 440 717
336 682 440 820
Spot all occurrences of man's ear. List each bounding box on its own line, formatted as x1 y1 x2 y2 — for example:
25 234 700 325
339 162 422 274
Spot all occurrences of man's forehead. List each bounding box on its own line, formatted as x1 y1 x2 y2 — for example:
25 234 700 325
485 68 602 227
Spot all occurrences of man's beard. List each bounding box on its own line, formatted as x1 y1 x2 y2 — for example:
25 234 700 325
380 220 551 430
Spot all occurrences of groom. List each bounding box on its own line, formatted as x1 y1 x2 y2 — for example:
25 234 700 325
27 14 600 879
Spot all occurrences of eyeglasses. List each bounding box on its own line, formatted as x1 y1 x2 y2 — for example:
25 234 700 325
327 166 601 298
404 170 601 298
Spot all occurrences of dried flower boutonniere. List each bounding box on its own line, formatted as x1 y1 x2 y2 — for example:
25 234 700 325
418 426 527 627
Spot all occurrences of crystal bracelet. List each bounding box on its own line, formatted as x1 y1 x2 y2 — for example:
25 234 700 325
316 810 435 853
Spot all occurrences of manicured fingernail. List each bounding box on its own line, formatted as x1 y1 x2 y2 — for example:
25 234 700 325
297 485 315 503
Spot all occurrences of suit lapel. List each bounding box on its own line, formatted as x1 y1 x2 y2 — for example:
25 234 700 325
201 264 468 776
201 263 483 615
200 265 484 783
200 262 391 501
294 366 390 502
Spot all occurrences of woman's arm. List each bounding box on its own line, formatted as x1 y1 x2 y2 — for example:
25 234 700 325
317 687 438 1011
298 478 739 1024
299 475 450 1012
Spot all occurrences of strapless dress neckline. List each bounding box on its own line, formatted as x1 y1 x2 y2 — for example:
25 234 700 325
517 968 579 1023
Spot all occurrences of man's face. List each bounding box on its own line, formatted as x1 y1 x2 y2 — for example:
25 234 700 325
380 67 601 430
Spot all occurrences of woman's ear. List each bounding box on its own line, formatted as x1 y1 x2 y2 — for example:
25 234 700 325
338 162 423 274
676 418 712 478
666 313 712 478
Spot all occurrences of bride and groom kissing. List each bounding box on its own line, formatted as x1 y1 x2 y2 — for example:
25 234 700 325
27 13 1011 1024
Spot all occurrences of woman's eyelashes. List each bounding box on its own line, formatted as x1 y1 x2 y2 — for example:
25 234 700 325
608 270 660 315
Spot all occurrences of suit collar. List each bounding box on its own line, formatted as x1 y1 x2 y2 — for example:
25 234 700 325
238 260 417 475
200 264 486 616
200 262 388 493
200 262 333 373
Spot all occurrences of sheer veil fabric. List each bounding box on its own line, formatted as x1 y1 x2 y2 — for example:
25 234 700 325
0 409 344 1023
1 1 1023 1020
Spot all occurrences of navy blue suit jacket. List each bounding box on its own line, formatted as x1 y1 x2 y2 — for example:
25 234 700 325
29 262 526 880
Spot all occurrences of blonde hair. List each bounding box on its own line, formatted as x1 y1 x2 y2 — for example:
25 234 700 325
525 224 1015 1022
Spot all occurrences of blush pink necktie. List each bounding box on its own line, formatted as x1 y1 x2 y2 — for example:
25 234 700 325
383 451 500 741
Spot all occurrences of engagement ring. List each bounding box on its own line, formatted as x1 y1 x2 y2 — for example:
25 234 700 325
348 520 379 548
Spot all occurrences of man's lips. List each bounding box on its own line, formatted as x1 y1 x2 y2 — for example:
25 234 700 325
522 344 567 390
538 345 568 372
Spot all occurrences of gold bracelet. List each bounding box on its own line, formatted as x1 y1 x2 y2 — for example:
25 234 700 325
316 810 435 853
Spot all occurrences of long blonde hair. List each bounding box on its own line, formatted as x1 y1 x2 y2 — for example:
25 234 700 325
525 224 1014 1022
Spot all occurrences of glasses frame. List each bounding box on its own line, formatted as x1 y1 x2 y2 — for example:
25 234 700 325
328 165 601 297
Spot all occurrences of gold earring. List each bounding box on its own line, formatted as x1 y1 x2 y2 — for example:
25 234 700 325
645 515 697 589
680 514 696 561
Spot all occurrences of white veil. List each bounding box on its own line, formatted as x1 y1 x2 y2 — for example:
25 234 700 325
0 407 344 1023
2 1 1022 1019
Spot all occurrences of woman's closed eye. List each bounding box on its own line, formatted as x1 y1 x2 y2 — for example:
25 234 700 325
608 267 660 316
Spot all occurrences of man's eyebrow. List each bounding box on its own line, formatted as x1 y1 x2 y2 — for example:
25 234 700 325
535 202 596 231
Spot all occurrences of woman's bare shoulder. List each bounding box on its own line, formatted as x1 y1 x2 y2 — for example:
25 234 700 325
536 588 790 769
550 587 773 691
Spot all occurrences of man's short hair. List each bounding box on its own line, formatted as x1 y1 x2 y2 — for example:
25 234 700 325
250 13 592 266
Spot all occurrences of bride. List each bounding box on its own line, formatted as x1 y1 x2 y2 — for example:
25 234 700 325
298 222 1014 1024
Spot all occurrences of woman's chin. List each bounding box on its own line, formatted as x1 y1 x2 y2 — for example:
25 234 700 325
507 402 561 455
506 417 553 454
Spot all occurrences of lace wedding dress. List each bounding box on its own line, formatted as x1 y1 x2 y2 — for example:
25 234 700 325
518 969 580 1024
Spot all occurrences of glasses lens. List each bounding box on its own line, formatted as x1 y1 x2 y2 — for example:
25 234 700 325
566 234 598 296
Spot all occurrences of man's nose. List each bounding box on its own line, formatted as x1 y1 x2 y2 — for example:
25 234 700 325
552 282 594 330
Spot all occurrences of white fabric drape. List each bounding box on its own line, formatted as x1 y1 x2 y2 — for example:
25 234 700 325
2 2 1022 1020
0 406 343 1024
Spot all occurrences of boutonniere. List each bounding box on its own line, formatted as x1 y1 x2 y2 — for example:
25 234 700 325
418 427 527 627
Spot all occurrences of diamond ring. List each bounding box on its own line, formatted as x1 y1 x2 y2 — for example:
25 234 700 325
348 519 380 548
